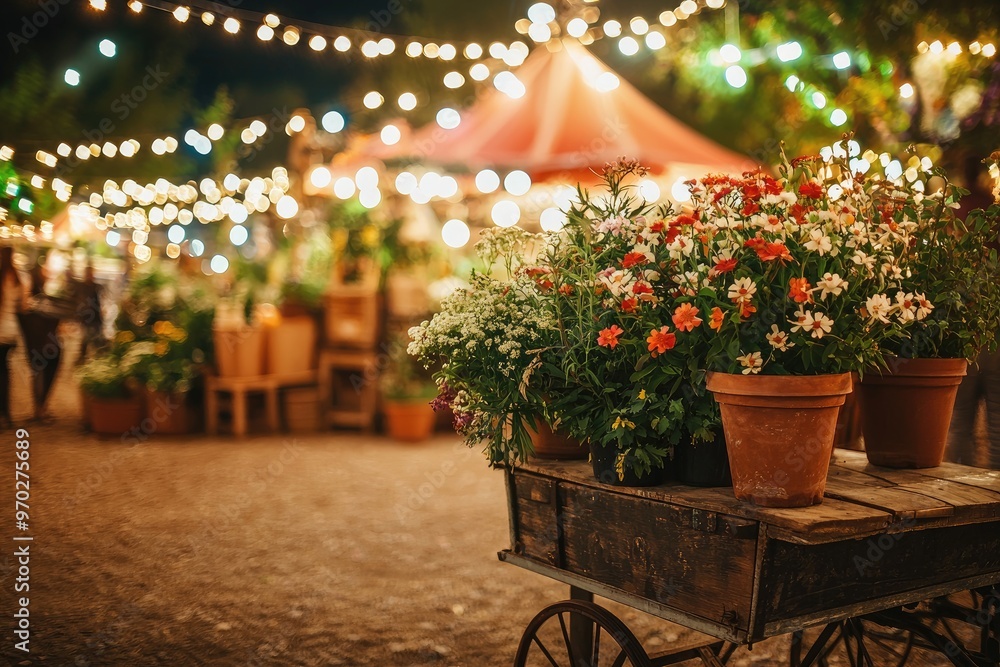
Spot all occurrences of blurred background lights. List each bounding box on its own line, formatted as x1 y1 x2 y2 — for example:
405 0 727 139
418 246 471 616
595 72 620 92
441 219 471 248
309 166 332 189
321 110 345 133
165 226 184 247
899 83 915 99
618 36 640 56
639 179 661 201
210 255 229 273
527 3 555 24
603 20 622 38
528 23 552 43
725 65 747 88
443 71 465 88
830 108 848 126
503 170 531 196
229 205 248 224
671 178 692 202
720 43 742 63
190 239 205 256
395 171 417 195
776 41 802 62
207 123 224 141
832 51 851 69
64 69 81 86
811 91 827 108
398 92 417 110
645 32 666 50
567 18 588 38
476 169 500 193
334 36 351 52
355 166 379 190
491 200 521 227
358 188 382 209
98 39 116 57
363 92 384 109
229 225 249 246
332 177 354 199
540 207 567 232
380 124 401 145
436 108 461 129
106 229 121 246
275 195 298 219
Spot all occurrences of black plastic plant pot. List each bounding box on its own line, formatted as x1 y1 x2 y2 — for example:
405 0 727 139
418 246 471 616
589 442 667 487
675 434 732 487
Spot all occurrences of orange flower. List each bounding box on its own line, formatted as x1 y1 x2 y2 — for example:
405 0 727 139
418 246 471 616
713 258 737 274
622 252 647 269
598 325 624 349
709 307 725 332
671 303 703 332
646 326 677 357
558 283 574 296
739 301 757 319
789 277 813 303
756 241 793 263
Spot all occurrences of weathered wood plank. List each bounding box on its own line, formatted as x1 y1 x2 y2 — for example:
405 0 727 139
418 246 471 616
512 474 560 567
517 459 892 545
823 465 955 519
558 483 757 633
759 520 1000 627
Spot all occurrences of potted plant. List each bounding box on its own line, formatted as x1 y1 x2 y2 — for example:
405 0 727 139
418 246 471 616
76 353 144 436
857 150 1000 467
682 146 894 506
381 335 438 443
543 159 723 486
408 229 583 465
136 320 203 435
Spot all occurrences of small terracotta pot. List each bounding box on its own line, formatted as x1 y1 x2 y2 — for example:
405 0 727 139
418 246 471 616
529 420 587 460
383 400 436 443
858 358 967 468
87 395 145 437
706 372 852 507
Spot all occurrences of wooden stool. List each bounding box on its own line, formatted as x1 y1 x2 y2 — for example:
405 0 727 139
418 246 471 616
318 349 380 431
205 370 318 436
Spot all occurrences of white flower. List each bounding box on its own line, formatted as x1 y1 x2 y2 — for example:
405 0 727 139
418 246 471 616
807 312 834 339
766 325 794 351
804 229 833 256
789 307 810 333
728 277 757 304
815 272 848 300
737 351 763 375
881 262 903 281
852 250 876 273
895 291 917 323
915 293 933 321
594 215 627 236
866 294 893 324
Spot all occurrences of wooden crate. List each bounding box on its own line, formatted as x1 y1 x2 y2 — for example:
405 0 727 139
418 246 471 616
283 387 321 433
503 452 1000 644
323 288 381 350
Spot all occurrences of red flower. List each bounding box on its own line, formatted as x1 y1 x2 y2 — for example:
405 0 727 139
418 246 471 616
789 203 812 224
598 325 625 349
713 258 737 274
672 303 703 332
620 297 638 313
649 220 665 233
622 252 647 269
673 213 699 228
789 277 813 303
709 307 725 331
743 236 766 250
756 241 793 263
740 201 760 216
631 282 653 296
646 326 677 357
798 181 824 199
558 284 574 296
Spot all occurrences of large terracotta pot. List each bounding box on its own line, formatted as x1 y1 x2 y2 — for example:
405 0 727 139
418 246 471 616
706 372 853 507
144 390 200 435
266 316 317 375
383 399 436 443
589 442 668 487
88 395 145 437
529 420 587 460
213 325 265 378
858 358 967 468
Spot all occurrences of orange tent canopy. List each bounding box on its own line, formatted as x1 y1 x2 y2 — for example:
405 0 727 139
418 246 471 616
375 39 757 182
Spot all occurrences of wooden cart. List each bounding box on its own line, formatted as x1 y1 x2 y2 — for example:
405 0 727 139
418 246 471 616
501 450 1000 666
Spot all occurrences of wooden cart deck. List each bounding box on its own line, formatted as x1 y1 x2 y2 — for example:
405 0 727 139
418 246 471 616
500 449 1000 646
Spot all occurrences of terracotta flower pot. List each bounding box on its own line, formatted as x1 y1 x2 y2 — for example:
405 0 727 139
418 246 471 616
529 420 587 460
144 390 200 435
706 372 853 507
858 358 967 468
88 395 145 437
383 399 436 443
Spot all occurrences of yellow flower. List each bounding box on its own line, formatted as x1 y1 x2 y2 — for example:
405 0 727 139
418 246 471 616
155 341 169 356
115 331 135 344
611 416 636 430
170 329 188 343
360 225 380 248
638 389 647 400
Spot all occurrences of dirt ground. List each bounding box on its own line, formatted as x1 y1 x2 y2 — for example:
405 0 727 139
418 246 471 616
0 327 975 666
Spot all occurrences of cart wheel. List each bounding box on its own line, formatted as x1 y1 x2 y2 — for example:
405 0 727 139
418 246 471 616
790 619 913 667
513 599 651 667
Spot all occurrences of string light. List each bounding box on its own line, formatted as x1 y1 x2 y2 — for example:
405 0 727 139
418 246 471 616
309 35 327 51
202 12 215 26
223 17 240 34
172 6 190 22
333 36 351 52
397 92 417 110
128 1 142 12
257 25 274 41
89 0 107 9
